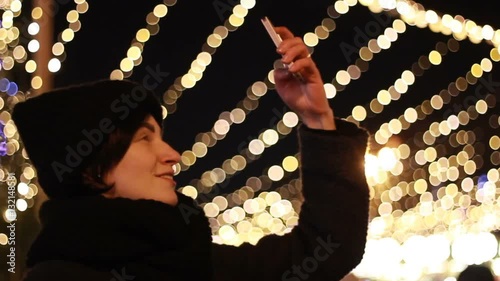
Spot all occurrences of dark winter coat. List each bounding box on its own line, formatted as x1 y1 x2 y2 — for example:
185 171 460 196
22 119 370 281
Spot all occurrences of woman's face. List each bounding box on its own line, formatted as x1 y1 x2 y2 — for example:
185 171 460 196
102 115 181 206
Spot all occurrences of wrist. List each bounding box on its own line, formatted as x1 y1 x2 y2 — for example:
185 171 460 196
301 109 336 130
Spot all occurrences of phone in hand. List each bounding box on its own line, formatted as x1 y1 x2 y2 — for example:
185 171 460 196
260 16 304 82
261 16 283 48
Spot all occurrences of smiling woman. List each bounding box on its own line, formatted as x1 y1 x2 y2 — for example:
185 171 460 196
12 79 215 280
98 116 181 206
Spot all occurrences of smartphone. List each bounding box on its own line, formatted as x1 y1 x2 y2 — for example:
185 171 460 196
261 16 304 82
261 16 283 48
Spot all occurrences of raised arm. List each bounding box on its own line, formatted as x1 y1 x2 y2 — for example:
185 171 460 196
211 26 370 281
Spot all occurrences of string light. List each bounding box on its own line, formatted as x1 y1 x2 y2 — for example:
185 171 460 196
358 100 498 279
109 1 177 81
175 0 354 175
0 0 35 224
390 97 496 194
181 110 298 194
359 0 500 47
349 40 453 127
1 0 25 72
330 19 407 95
369 88 496 222
369 100 497 209
365 53 496 150
162 0 257 117
28 0 90 90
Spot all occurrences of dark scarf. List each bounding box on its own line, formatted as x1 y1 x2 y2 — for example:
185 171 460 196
26 190 213 281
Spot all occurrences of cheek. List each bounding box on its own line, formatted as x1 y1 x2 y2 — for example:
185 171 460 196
113 150 155 183
124 145 156 168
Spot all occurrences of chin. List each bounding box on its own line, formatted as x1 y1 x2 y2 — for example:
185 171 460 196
158 192 178 206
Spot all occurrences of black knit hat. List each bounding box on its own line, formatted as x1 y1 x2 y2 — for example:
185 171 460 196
12 79 163 198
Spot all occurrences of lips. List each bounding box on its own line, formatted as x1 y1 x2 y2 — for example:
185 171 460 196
156 174 176 186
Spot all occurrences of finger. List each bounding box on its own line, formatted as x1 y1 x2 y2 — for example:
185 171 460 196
274 26 295 40
288 58 319 81
287 58 312 74
281 42 310 65
277 36 303 54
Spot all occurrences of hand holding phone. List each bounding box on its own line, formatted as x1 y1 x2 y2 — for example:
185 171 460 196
261 16 304 82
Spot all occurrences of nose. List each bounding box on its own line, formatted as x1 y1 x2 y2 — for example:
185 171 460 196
159 140 181 165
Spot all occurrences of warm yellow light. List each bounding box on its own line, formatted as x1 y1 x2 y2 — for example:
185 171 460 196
153 4 168 18
136 29 151 42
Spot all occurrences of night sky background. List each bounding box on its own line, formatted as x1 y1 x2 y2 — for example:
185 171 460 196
2 1 500 280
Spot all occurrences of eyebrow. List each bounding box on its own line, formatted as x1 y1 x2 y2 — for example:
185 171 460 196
137 122 164 135
138 122 155 133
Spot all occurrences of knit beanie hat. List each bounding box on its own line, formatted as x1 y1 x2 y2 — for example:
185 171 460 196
12 79 163 198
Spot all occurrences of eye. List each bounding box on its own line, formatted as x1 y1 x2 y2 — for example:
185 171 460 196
138 134 149 141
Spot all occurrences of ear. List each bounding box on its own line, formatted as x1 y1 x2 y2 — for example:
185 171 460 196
100 170 117 197
99 178 116 199
102 172 114 186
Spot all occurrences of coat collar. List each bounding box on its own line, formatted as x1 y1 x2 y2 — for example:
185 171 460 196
26 190 213 281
